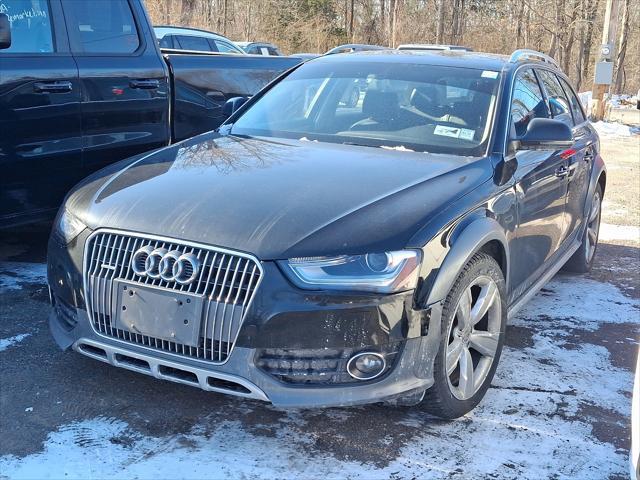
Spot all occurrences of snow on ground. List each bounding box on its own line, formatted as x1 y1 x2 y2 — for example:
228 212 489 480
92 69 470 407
578 90 639 116
0 273 636 479
600 222 640 243
609 93 639 109
0 262 47 292
0 333 31 352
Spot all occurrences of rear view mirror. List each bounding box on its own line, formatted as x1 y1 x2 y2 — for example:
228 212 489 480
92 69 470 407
223 96 249 118
0 13 11 50
511 118 573 152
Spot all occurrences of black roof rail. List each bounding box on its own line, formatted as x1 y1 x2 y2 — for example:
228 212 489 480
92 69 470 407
509 49 559 68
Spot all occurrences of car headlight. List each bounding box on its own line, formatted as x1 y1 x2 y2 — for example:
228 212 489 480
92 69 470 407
280 250 421 293
55 209 87 244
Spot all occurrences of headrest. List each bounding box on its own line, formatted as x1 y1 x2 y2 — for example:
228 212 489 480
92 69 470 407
362 91 400 120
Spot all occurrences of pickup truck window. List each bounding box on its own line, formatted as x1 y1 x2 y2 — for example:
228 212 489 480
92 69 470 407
65 0 139 54
0 0 54 53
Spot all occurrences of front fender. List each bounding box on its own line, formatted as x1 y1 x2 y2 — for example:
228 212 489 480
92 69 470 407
423 216 509 307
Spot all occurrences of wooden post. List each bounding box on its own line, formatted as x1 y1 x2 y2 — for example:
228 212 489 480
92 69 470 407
591 0 621 121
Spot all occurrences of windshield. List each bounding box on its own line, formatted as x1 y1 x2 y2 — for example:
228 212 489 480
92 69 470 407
230 61 501 156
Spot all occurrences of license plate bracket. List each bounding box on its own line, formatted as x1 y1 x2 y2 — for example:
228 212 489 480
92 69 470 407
113 280 203 347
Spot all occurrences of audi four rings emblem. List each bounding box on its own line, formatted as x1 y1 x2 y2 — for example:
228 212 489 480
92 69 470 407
131 246 201 285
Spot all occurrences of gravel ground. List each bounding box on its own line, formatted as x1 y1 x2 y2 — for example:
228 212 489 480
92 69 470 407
0 134 638 479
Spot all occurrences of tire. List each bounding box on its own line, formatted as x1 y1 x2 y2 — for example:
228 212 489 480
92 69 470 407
420 252 507 419
563 184 603 273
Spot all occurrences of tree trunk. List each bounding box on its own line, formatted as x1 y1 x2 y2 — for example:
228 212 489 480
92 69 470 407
614 0 630 93
581 0 599 85
515 0 525 48
436 0 446 44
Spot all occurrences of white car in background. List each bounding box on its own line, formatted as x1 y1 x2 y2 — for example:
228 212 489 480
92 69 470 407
154 26 245 55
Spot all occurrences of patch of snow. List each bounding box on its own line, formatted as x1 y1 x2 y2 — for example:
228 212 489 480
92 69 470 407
609 93 638 109
0 276 636 479
380 145 415 152
0 333 31 352
599 223 640 243
592 121 639 137
24 407 33 413
0 262 47 292
579 91 593 116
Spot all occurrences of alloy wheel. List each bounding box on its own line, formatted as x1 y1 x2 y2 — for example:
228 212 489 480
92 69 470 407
446 276 502 401
585 191 601 264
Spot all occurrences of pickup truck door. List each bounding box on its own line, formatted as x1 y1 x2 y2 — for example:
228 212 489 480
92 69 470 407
60 0 169 175
0 0 82 226
507 68 569 301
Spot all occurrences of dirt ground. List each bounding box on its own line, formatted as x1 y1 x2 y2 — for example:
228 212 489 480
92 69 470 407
0 134 638 479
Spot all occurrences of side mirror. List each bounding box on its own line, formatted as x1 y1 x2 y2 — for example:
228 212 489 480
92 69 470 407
510 118 573 153
0 14 11 50
222 96 249 118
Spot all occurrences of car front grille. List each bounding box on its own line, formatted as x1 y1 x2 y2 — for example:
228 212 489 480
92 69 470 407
83 230 262 364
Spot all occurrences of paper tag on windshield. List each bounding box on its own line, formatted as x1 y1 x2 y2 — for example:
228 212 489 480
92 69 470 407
459 129 475 140
434 125 475 140
434 125 461 138
481 70 499 79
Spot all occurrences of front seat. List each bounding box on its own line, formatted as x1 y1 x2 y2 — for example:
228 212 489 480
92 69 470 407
350 91 400 131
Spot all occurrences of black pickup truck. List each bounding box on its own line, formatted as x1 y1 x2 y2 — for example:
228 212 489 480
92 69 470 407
0 0 300 227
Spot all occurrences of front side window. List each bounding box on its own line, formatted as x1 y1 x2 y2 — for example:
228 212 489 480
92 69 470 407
0 0 53 53
230 62 500 156
66 0 139 54
510 69 549 137
537 69 573 126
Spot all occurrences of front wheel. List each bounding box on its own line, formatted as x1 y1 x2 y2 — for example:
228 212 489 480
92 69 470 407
563 184 602 273
420 252 507 419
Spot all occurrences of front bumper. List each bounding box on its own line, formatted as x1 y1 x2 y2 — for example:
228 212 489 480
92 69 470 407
48 229 441 408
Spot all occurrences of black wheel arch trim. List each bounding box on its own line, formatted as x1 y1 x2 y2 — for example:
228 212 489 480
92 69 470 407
422 216 509 308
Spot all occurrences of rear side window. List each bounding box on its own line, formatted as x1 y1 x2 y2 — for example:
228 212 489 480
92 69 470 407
65 0 139 54
510 69 550 137
537 69 573 126
176 35 211 52
558 76 586 124
0 0 54 53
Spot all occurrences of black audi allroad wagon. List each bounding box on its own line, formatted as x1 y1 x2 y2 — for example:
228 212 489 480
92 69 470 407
48 49 605 418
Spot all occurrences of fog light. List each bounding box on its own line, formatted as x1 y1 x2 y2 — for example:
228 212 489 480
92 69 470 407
347 352 386 380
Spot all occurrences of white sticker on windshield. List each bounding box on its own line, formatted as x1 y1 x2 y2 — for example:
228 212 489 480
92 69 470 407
434 125 462 138
459 128 475 141
481 70 499 79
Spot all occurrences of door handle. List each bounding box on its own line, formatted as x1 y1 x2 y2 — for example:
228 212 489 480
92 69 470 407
584 150 594 163
555 166 569 178
33 81 73 93
130 79 160 90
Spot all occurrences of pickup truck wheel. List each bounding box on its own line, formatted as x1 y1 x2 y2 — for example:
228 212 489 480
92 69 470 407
420 252 507 419
563 184 602 273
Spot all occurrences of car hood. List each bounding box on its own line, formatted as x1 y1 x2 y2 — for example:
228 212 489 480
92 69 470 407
67 133 491 260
